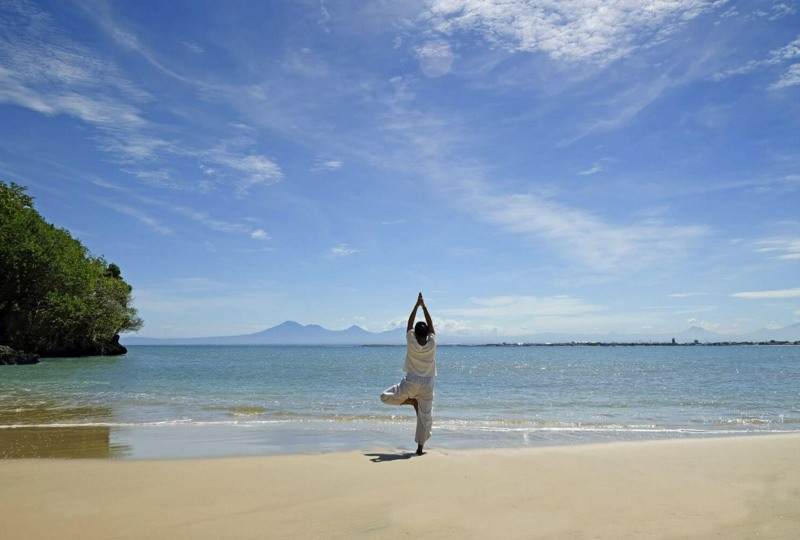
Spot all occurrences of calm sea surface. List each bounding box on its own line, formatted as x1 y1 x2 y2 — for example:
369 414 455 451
1 345 798 458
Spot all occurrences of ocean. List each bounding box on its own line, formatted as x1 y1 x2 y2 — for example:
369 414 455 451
1 345 798 459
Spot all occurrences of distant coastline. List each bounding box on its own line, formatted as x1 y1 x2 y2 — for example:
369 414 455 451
365 340 800 347
124 320 800 347
479 340 800 347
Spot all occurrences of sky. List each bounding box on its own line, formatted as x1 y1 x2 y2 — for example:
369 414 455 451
1 0 799 339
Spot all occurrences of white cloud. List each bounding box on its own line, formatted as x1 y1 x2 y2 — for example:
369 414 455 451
770 63 800 90
169 206 243 234
441 295 604 319
578 163 604 176
417 40 454 78
732 288 800 299
564 69 692 143
431 318 502 336
371 78 709 273
672 305 718 316
0 1 162 162
105 202 174 236
753 238 800 260
311 157 344 171
0 1 285 199
578 157 615 176
182 41 204 54
767 36 800 64
466 190 708 272
754 3 797 21
712 35 800 88
205 150 284 195
103 134 170 163
670 292 708 298
447 247 484 257
126 195 264 238
428 295 672 336
251 229 270 240
328 244 359 258
425 0 723 65
74 0 212 88
123 169 213 193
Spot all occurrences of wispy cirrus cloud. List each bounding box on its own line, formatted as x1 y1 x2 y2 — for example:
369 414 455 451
204 150 284 195
463 188 709 273
120 144 284 195
369 74 710 275
753 238 800 260
170 205 254 235
434 295 632 336
753 3 797 21
578 164 604 176
770 63 800 90
102 193 269 240
0 0 284 198
0 1 162 162
425 0 724 65
311 157 344 172
73 0 213 89
578 158 614 176
442 295 604 319
732 288 800 299
327 244 359 258
712 34 800 89
670 292 709 298
250 229 270 241
102 201 174 236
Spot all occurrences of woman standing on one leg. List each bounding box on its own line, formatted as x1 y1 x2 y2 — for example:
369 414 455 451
380 293 437 455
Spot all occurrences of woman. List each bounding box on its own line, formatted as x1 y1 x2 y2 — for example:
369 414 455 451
380 293 436 455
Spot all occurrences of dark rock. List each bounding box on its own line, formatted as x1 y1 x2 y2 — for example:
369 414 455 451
101 334 127 356
42 335 127 358
0 345 40 365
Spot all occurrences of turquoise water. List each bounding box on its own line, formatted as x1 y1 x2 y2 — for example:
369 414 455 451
1 345 799 458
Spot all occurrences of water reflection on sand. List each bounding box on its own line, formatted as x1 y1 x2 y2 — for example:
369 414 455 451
0 402 113 425
0 402 128 458
0 426 129 458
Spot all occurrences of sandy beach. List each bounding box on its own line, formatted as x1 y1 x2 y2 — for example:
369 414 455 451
1 434 798 539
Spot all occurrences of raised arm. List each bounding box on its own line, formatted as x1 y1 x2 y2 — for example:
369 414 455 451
407 294 422 332
419 294 435 335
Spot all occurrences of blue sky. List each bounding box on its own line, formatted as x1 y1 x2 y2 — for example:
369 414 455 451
1 0 798 339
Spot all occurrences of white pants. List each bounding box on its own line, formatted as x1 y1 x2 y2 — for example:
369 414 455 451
381 376 434 445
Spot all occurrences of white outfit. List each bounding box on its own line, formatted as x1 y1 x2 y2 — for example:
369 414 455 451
381 330 436 445
403 330 437 378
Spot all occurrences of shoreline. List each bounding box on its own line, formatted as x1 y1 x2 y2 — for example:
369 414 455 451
2 419 797 460
2 433 799 539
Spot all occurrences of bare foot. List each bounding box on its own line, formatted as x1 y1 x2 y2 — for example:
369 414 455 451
416 444 424 456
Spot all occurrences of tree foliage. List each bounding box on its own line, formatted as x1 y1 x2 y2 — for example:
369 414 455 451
0 181 142 355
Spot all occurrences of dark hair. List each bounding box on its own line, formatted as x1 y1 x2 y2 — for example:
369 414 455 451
414 321 429 341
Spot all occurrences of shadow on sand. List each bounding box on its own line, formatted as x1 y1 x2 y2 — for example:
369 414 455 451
364 451 417 463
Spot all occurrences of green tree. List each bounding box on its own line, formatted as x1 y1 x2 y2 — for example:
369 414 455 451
0 181 142 355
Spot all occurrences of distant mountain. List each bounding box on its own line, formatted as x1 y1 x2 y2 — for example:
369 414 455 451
122 321 405 346
741 322 800 343
236 321 400 345
122 321 800 346
675 325 723 342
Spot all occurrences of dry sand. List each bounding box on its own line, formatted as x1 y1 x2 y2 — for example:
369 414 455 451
1 434 799 539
